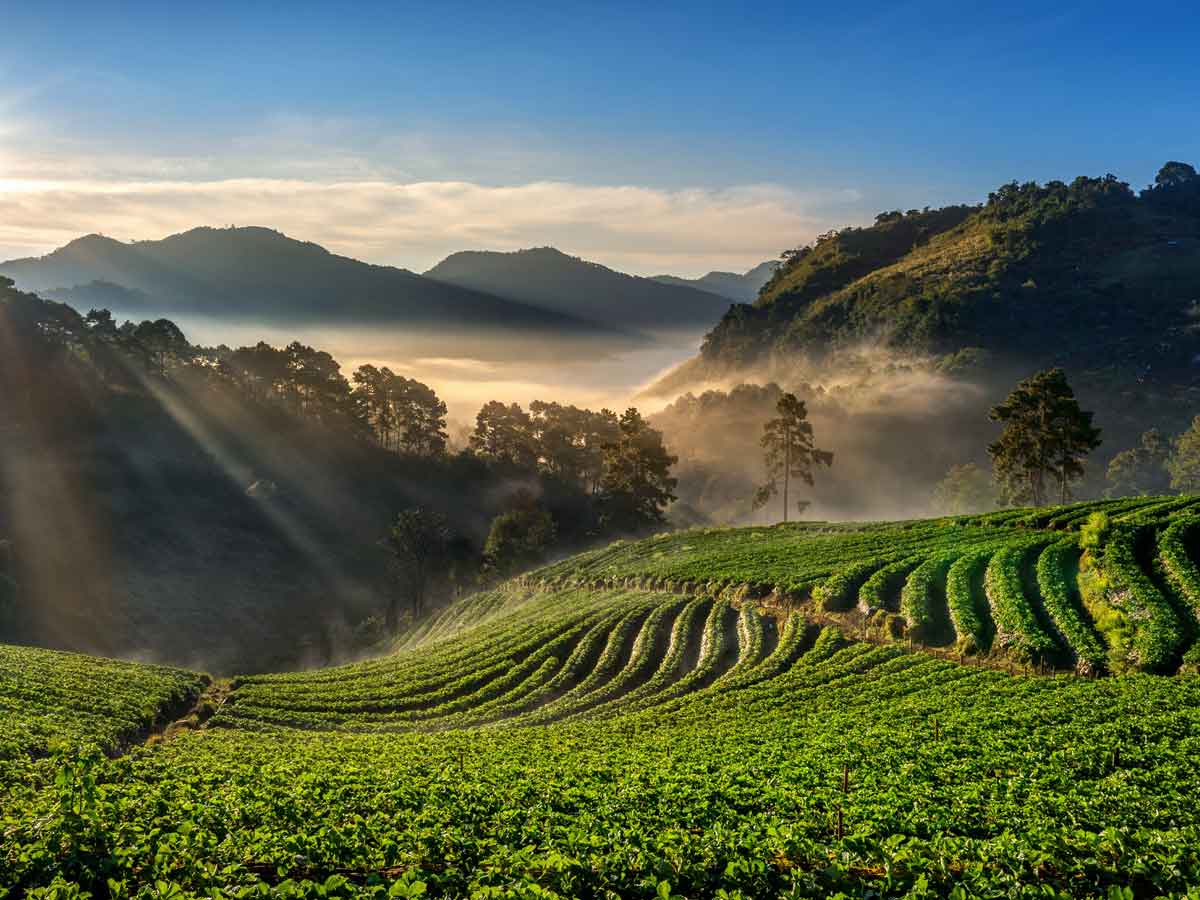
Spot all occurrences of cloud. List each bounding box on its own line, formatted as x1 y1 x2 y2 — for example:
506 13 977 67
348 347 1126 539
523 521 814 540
0 175 843 276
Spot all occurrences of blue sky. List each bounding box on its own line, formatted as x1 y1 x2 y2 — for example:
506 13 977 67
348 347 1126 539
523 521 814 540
1 0 1197 274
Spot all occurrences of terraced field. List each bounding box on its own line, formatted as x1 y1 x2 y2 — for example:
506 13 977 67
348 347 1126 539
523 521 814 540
5 497 1200 898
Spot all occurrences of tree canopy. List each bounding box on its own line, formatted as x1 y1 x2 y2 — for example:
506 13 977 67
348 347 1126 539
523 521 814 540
988 368 1101 506
753 392 833 522
597 409 678 532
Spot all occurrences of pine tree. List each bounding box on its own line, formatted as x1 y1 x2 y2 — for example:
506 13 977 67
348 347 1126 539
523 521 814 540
753 393 833 522
597 409 678 531
988 368 1102 506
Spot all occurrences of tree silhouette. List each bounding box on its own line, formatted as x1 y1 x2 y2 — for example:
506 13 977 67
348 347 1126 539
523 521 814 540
1106 429 1171 497
753 392 832 522
384 508 451 628
989 368 1101 506
597 408 678 532
470 401 537 468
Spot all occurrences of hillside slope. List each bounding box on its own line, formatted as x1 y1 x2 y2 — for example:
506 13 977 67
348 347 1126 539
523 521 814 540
424 246 731 328
0 227 610 332
7 499 1200 898
656 167 1200 396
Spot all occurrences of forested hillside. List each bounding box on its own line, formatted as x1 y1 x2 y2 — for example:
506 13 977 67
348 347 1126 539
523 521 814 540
693 165 1200 377
0 279 674 671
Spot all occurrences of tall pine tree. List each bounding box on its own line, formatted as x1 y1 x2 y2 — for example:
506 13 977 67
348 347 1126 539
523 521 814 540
753 393 833 522
988 368 1101 506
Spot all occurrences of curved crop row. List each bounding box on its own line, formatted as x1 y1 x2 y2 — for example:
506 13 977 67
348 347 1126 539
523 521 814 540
945 550 992 651
984 544 1060 661
899 552 958 645
1102 528 1187 672
813 558 890 611
1159 516 1200 622
858 556 923 614
1035 540 1107 674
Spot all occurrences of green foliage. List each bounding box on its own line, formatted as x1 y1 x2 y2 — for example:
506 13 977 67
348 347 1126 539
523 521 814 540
1168 416 1200 493
1159 516 1200 620
1035 540 1107 674
931 463 995 515
1101 527 1187 672
597 409 678 532
945 551 991 652
483 502 557 577
1080 511 1111 550
1106 428 1172 497
10 499 1200 896
385 508 453 625
988 368 1102 506
0 644 204 760
900 553 957 643
752 392 832 523
983 544 1060 662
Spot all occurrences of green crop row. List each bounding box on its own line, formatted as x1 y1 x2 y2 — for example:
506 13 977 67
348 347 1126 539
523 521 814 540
984 543 1060 661
1101 528 1188 672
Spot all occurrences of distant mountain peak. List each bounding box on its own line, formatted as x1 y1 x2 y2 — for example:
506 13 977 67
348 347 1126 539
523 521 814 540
648 260 779 304
0 228 617 335
425 247 732 328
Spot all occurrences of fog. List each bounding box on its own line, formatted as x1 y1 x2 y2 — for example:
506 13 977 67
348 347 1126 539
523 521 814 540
648 346 1003 524
98 306 1015 526
152 313 706 422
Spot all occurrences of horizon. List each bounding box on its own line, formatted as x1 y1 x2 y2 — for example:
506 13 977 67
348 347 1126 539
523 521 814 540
2 1 1197 276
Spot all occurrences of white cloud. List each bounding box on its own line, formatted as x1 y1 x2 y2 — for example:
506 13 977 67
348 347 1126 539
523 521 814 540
0 175 840 276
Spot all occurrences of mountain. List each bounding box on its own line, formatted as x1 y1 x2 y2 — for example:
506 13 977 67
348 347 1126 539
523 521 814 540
653 165 1200 396
650 260 779 303
423 246 732 329
0 227 610 334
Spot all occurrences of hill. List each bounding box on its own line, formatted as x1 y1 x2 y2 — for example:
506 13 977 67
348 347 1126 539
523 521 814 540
650 259 779 302
0 227 612 333
424 246 732 329
0 279 622 673
653 164 1200 397
6 498 1200 897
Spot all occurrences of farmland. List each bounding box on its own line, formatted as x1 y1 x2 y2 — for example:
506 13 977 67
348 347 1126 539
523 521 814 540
5 496 1200 898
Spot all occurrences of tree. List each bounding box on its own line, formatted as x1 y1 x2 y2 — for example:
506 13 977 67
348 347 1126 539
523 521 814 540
1168 416 1200 494
384 508 451 628
988 368 1102 506
392 376 448 455
528 401 619 491
483 494 557 577
1106 429 1172 497
1155 161 1198 189
752 392 833 522
597 408 678 532
131 319 190 377
931 463 996 515
353 366 447 455
469 401 537 468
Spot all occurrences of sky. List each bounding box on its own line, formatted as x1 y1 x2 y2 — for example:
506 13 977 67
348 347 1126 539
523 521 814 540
1 0 1198 276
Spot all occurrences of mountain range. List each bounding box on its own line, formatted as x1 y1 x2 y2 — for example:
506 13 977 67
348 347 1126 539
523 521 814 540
0 228 608 335
649 260 779 304
1 228 773 336
424 246 742 329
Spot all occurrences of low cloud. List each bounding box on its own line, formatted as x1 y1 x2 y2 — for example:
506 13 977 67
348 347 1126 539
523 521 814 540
0 175 839 276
